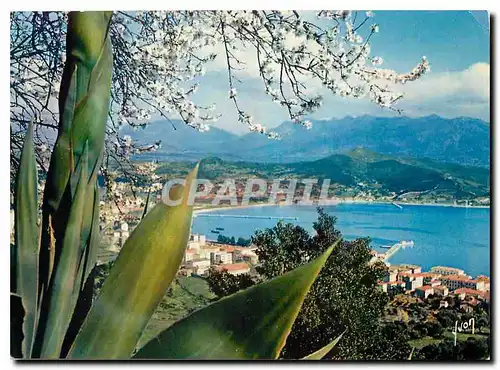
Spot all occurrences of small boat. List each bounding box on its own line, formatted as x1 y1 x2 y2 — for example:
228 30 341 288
215 227 224 231
380 240 414 249
210 230 220 234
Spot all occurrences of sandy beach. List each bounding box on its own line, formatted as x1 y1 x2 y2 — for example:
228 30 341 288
193 199 489 215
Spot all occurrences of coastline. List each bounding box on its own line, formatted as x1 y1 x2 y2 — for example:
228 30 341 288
193 199 490 215
193 202 277 215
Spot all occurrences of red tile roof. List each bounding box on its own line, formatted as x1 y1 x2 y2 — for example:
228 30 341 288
454 288 484 296
215 263 250 272
442 275 477 283
476 275 490 282
411 273 428 278
416 285 434 291
398 272 411 276
433 285 448 290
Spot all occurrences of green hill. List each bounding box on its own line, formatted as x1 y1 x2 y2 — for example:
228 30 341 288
155 149 490 201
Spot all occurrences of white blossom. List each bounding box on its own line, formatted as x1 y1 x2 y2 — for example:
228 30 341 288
11 10 431 224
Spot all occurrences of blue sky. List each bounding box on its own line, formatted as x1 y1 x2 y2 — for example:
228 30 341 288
191 11 490 134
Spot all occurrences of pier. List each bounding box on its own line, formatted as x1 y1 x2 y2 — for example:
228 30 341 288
370 241 414 264
384 242 403 260
194 213 298 221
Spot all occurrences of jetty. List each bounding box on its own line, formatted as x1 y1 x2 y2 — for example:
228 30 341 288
370 240 414 264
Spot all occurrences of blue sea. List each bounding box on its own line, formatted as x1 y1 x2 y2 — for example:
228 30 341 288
191 203 490 277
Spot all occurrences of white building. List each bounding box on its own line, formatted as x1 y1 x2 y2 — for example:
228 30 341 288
433 285 449 297
431 266 466 276
232 249 259 264
210 251 232 265
415 285 434 299
119 231 129 247
476 275 490 291
198 247 221 260
189 259 211 276
183 249 197 263
440 275 485 291
187 241 201 250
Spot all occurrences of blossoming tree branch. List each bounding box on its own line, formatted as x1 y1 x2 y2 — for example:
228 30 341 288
10 10 429 221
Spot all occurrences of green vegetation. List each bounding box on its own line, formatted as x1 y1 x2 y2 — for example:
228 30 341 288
413 337 489 360
206 268 256 298
385 293 490 359
154 148 490 203
11 11 340 360
410 332 488 349
217 234 252 246
134 244 336 359
137 276 215 349
206 208 412 360
205 208 491 360
12 12 114 359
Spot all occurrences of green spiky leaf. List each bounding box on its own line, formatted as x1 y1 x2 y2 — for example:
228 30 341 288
39 11 113 299
14 123 39 358
134 242 337 360
302 330 346 360
68 165 199 359
39 144 89 359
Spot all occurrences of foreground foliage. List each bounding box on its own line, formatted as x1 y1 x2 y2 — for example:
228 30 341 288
207 208 413 360
11 11 341 360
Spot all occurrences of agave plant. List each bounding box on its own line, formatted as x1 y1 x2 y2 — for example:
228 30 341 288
11 11 342 360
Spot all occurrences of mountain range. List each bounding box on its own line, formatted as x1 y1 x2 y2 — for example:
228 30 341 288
128 115 490 167
156 148 489 200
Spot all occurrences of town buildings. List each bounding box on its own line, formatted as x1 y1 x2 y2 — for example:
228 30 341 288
454 288 490 302
430 266 466 276
415 285 434 299
440 275 485 291
214 262 251 276
179 233 258 277
378 263 488 303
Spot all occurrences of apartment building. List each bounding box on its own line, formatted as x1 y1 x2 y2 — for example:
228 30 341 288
440 275 485 292
415 285 434 299
430 266 466 276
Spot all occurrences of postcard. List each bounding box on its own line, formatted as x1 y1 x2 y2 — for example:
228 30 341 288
10 10 490 360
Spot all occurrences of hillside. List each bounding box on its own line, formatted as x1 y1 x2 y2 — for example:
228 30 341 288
155 148 490 202
132 115 490 167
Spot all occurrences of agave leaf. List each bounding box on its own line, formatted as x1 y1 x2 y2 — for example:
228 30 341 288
14 123 39 358
69 12 112 168
82 184 101 284
38 145 89 359
301 330 346 360
39 11 112 299
134 242 337 360
68 165 199 359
